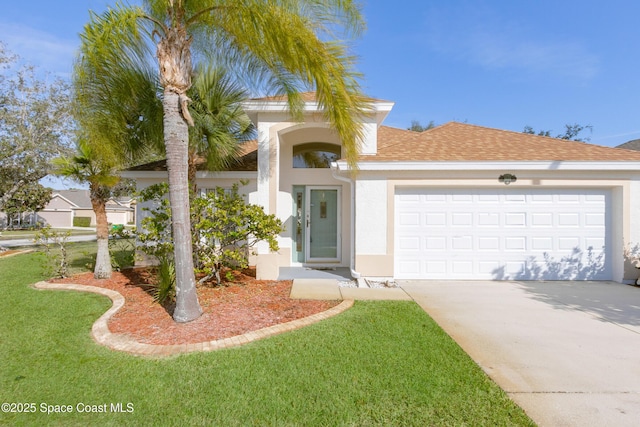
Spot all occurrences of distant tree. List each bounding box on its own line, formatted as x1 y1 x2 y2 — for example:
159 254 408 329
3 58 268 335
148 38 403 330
0 43 74 210
110 178 137 199
523 123 592 142
3 183 52 227
408 120 436 132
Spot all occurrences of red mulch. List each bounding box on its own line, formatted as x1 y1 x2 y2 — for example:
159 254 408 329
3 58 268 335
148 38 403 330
53 267 340 345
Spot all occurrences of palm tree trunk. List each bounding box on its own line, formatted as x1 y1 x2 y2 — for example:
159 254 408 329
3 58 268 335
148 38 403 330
90 187 112 280
188 151 198 198
163 88 202 323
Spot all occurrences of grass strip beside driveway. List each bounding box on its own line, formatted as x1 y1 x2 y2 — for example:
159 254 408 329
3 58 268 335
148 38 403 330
0 253 534 426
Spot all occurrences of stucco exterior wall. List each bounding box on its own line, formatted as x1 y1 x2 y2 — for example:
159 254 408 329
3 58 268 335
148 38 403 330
350 170 640 282
47 196 74 210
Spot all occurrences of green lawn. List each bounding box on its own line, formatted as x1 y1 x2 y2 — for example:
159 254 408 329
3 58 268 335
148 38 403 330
0 251 535 426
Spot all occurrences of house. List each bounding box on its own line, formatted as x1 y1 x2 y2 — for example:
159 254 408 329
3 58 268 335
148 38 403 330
37 189 135 228
616 139 640 151
122 93 640 283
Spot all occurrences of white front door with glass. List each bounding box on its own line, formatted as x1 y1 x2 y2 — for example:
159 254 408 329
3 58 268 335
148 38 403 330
293 186 340 263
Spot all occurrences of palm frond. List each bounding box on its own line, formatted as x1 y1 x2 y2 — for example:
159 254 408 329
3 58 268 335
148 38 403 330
189 0 370 168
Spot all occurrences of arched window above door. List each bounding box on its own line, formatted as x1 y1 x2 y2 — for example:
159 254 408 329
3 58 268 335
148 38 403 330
292 143 341 168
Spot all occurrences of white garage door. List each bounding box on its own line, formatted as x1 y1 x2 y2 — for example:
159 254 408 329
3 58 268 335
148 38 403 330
394 188 612 280
37 210 73 228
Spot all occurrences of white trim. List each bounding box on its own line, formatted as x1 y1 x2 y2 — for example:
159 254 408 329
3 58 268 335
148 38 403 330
242 99 395 127
196 171 257 179
334 160 640 172
242 99 394 115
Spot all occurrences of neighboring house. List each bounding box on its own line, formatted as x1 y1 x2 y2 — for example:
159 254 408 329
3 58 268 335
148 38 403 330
37 189 135 228
616 139 640 151
122 93 640 283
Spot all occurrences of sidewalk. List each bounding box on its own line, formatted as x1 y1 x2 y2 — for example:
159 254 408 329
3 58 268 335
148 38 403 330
0 233 97 248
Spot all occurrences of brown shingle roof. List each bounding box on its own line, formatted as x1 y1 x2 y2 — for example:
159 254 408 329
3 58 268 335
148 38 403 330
365 122 640 162
127 140 258 172
251 92 319 102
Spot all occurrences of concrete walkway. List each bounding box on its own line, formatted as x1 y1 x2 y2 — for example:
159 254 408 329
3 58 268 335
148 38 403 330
399 280 640 427
289 278 412 301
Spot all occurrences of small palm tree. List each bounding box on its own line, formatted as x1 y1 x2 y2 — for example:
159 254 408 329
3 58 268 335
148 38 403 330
187 65 254 195
53 140 119 279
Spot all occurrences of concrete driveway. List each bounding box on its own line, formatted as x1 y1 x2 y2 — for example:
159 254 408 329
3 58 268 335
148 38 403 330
399 280 640 427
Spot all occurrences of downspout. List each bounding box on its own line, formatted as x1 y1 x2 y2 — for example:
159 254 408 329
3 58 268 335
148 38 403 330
331 162 361 279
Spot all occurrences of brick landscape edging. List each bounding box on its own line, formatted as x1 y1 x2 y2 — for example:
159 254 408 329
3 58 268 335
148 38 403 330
33 281 354 357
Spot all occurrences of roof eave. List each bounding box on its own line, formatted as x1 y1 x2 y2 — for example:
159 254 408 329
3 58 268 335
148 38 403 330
334 160 640 173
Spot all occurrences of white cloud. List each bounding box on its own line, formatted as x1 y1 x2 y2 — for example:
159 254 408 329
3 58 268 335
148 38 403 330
0 22 78 78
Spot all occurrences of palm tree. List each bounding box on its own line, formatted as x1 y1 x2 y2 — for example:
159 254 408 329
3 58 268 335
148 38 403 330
187 64 255 195
76 0 369 323
53 140 120 279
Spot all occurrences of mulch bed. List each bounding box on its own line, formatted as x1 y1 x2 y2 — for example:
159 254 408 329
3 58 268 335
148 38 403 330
52 267 340 345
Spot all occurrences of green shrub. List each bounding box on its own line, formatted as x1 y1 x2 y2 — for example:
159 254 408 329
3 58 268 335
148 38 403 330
73 216 92 227
192 184 282 285
153 257 176 304
136 182 283 289
33 225 71 278
108 227 135 271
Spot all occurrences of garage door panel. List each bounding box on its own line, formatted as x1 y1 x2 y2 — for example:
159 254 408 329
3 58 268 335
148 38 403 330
394 188 612 280
558 213 580 227
585 213 605 226
452 261 473 274
505 212 526 226
398 212 420 226
505 237 526 251
478 237 499 250
425 236 446 250
425 212 446 226
425 261 446 274
478 213 499 226
506 194 526 203
585 237 605 250
398 236 420 251
558 194 580 203
532 237 553 251
532 213 553 227
452 212 473 226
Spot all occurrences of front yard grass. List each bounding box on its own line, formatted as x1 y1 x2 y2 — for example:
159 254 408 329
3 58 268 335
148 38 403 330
0 252 535 426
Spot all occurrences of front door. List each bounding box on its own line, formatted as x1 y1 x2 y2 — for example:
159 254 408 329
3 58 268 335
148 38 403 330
302 187 340 262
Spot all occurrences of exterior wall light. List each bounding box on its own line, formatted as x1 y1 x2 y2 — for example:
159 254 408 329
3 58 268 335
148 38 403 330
498 173 517 185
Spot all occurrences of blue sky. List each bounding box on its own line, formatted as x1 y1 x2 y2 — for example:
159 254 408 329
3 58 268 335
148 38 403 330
2 1 640 188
